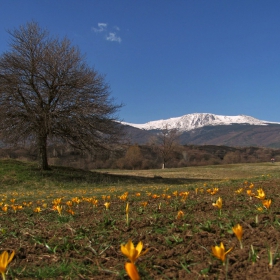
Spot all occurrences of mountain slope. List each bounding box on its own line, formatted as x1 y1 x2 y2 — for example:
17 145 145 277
122 113 280 148
123 113 277 132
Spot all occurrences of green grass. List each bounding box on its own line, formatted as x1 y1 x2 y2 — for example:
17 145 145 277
97 162 280 180
0 158 278 201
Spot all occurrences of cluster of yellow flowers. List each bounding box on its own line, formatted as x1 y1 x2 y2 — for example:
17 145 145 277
211 184 273 266
0 179 275 278
119 192 129 201
212 223 243 265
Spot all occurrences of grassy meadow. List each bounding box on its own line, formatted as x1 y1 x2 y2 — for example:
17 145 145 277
1 159 280 279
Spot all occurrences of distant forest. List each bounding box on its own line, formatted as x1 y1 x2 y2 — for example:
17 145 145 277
0 143 279 170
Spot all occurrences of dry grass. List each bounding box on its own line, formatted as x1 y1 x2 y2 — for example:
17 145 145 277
95 162 280 180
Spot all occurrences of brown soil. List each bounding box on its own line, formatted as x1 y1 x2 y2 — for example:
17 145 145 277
2 178 280 279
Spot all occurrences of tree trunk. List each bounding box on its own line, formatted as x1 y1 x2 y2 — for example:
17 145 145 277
38 135 49 170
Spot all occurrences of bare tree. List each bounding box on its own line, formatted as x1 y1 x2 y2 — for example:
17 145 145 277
150 124 180 169
0 22 122 170
124 145 143 169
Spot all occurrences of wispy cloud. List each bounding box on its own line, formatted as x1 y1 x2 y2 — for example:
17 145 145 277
106 32 122 43
92 23 107 32
92 23 122 43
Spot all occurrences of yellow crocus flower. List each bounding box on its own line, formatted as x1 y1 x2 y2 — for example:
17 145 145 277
91 199 98 207
210 188 219 195
212 242 233 265
232 224 243 241
212 197 222 209
235 188 243 194
72 197 80 204
177 210 184 219
232 224 243 249
140 202 148 208
53 205 62 215
34 207 41 213
0 250 15 280
255 188 265 200
179 191 190 199
125 262 140 280
121 240 148 263
104 202 110 210
262 199 271 209
67 209 75 215
66 201 73 207
246 189 255 197
119 192 128 201
52 198 62 205
11 205 17 213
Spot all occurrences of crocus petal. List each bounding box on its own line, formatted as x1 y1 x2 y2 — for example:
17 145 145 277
125 262 140 280
127 240 134 250
225 246 233 255
7 250 14 264
0 251 8 273
121 245 135 262
135 241 143 257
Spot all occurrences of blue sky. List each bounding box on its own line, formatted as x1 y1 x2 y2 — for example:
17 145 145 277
1 1 280 123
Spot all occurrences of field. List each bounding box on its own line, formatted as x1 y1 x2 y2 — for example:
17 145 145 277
1 159 280 279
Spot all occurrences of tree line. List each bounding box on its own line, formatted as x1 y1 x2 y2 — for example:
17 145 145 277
1 143 278 170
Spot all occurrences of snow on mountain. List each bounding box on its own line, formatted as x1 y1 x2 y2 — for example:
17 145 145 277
122 113 278 132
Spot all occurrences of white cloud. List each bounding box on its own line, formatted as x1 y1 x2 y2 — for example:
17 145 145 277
92 23 107 32
106 32 122 43
92 23 122 43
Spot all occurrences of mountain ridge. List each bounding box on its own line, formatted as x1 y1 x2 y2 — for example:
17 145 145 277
122 113 279 132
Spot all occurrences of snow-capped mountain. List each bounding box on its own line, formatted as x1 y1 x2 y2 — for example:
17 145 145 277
122 113 278 132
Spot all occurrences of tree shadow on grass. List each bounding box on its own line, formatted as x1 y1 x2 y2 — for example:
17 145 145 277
1 159 216 186
40 165 215 185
